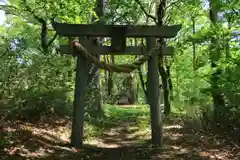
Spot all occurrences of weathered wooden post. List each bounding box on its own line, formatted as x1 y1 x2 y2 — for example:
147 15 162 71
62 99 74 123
147 37 163 147
70 38 89 148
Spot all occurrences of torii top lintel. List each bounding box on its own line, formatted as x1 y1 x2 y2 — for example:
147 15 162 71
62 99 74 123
53 22 181 38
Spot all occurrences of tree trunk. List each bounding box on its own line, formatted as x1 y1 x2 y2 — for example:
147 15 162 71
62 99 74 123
156 0 171 116
92 55 101 111
103 55 108 92
138 66 147 99
130 75 137 104
209 0 225 123
191 16 197 105
158 65 170 115
123 74 136 104
225 17 231 58
192 17 196 70
166 66 173 100
91 0 105 111
136 38 147 102
107 55 114 96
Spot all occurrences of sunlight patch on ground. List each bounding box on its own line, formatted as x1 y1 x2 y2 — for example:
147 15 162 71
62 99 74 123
85 138 120 148
198 151 232 160
4 146 51 158
164 124 183 129
126 129 149 139
168 133 184 141
2 110 240 160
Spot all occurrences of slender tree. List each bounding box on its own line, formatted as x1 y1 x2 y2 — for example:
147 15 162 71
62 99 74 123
156 0 171 116
209 0 225 124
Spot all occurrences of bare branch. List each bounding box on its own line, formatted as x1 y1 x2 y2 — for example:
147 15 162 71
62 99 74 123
134 0 157 23
232 8 239 16
114 10 132 24
138 67 147 97
226 0 239 17
165 0 182 11
47 33 57 47
0 4 21 16
112 11 129 24
23 1 59 52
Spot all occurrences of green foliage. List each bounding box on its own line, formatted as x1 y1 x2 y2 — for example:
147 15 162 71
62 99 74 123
85 104 150 131
104 0 145 24
219 54 240 106
171 49 211 106
7 88 72 121
167 0 240 138
0 0 240 142
0 22 74 121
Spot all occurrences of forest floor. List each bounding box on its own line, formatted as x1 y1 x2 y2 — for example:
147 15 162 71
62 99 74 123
1 105 240 160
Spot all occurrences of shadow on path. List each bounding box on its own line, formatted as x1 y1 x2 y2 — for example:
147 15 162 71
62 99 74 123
1 106 240 160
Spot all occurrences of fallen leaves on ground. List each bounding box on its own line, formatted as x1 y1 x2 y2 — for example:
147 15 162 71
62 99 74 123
1 118 240 160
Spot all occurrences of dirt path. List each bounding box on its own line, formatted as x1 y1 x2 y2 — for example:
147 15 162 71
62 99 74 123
1 118 240 160
85 120 240 160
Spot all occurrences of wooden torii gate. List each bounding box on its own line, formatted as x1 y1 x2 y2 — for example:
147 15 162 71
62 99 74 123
53 22 181 148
